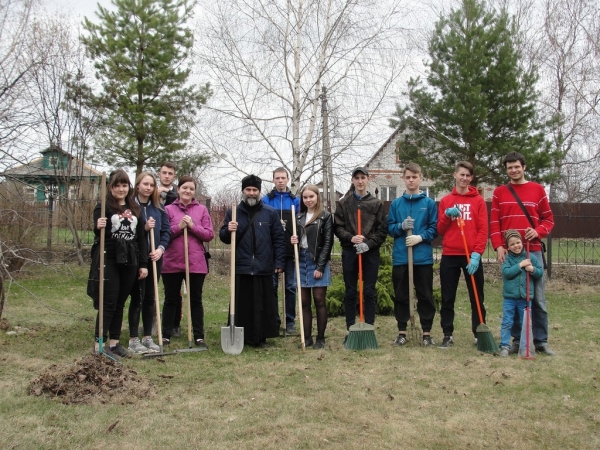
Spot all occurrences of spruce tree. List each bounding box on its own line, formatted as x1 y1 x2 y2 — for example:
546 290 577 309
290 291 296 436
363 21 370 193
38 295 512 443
80 0 211 176
394 0 559 189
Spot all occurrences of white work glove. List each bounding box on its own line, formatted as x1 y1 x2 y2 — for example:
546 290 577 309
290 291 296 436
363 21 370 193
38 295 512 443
354 243 369 254
401 217 414 230
405 235 423 247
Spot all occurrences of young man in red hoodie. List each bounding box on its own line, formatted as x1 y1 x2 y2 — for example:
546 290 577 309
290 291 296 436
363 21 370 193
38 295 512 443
437 161 488 348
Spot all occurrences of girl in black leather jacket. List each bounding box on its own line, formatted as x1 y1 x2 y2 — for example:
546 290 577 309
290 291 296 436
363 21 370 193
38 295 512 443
291 185 333 349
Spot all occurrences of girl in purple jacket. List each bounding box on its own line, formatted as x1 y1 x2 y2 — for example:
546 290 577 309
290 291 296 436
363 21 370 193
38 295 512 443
161 176 214 348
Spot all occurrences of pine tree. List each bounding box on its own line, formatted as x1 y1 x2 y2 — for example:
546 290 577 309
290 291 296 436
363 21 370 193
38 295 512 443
394 0 560 189
80 0 211 176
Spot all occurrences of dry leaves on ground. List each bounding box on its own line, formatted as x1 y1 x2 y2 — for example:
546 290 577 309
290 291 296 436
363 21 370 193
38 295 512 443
29 354 153 405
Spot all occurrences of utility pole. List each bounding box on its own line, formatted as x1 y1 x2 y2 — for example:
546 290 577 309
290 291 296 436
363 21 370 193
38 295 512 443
321 87 336 213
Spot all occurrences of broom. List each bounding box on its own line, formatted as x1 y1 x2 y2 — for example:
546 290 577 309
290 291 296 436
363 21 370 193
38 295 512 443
457 216 498 353
344 209 378 350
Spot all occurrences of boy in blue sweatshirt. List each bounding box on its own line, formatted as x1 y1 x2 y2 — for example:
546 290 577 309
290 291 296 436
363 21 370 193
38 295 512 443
499 229 544 357
387 162 438 346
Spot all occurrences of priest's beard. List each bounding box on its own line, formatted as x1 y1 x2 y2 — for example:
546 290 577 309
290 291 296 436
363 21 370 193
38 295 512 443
242 194 258 207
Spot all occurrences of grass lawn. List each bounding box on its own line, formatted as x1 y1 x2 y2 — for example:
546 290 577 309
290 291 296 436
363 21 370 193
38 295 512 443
1 262 599 449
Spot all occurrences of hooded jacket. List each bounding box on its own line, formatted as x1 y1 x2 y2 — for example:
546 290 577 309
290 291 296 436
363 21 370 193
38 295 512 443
162 198 213 274
387 191 438 266
437 186 488 255
262 189 300 257
502 250 543 299
219 200 285 276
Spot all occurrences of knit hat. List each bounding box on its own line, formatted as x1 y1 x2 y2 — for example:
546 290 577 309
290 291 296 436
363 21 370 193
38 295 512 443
504 229 522 245
241 174 262 191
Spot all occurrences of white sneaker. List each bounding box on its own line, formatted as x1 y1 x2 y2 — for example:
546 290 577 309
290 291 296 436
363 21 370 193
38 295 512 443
142 337 161 353
128 337 149 354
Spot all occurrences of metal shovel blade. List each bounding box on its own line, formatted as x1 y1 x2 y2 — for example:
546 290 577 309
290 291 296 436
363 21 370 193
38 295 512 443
221 324 244 355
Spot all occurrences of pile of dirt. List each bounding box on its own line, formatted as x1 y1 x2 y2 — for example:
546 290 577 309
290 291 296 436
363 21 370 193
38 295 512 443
29 354 153 405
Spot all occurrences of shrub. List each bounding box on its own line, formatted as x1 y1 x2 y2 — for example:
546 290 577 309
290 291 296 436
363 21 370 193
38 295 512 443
326 237 395 317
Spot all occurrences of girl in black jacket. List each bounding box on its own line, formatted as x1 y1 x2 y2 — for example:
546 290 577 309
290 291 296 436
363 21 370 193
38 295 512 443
291 184 334 349
93 170 148 358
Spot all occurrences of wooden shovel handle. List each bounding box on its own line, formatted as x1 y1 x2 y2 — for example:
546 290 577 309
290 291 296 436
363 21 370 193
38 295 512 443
407 216 415 321
98 172 106 349
291 204 305 350
230 205 236 316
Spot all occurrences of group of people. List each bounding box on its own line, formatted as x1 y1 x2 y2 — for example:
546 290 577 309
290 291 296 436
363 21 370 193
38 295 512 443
90 162 213 358
89 150 555 357
383 152 554 356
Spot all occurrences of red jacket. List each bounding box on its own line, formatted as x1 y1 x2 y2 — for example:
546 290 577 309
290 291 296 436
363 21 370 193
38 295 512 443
490 182 554 253
437 186 488 255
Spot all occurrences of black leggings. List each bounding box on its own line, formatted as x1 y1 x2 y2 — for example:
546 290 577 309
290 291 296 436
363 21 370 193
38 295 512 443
128 259 162 337
162 272 206 340
95 259 138 341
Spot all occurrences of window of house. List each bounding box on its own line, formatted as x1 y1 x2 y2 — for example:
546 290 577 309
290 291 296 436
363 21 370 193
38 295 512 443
23 186 36 202
379 186 397 201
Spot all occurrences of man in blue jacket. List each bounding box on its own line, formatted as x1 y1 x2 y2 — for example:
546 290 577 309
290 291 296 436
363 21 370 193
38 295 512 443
388 162 438 346
220 175 285 347
262 168 300 334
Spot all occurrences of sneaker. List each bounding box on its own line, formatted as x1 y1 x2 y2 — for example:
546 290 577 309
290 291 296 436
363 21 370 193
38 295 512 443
422 335 435 347
313 337 325 350
508 341 520 354
392 334 408 346
128 337 149 354
162 338 170 346
195 339 208 350
304 337 314 348
438 336 454 348
473 338 478 346
173 326 182 338
286 324 297 335
110 343 132 358
499 346 509 357
535 343 556 356
142 337 160 353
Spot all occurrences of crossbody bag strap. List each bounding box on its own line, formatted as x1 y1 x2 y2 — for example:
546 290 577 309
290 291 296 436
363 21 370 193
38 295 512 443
506 183 536 229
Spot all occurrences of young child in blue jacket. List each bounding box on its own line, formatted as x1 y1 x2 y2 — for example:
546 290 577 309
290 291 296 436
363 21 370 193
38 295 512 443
499 229 544 357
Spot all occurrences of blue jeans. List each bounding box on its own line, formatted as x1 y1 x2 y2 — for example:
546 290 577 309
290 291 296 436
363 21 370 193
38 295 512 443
511 250 548 345
501 298 526 347
273 256 297 326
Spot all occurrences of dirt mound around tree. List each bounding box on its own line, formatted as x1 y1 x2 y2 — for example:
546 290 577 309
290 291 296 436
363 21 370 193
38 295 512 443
29 354 153 405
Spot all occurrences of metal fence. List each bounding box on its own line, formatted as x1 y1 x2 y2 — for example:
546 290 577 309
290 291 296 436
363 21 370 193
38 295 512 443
3 200 600 266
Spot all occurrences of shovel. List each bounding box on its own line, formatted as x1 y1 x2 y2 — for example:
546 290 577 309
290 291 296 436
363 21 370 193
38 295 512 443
144 231 178 358
175 226 207 353
406 217 420 344
221 204 244 354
